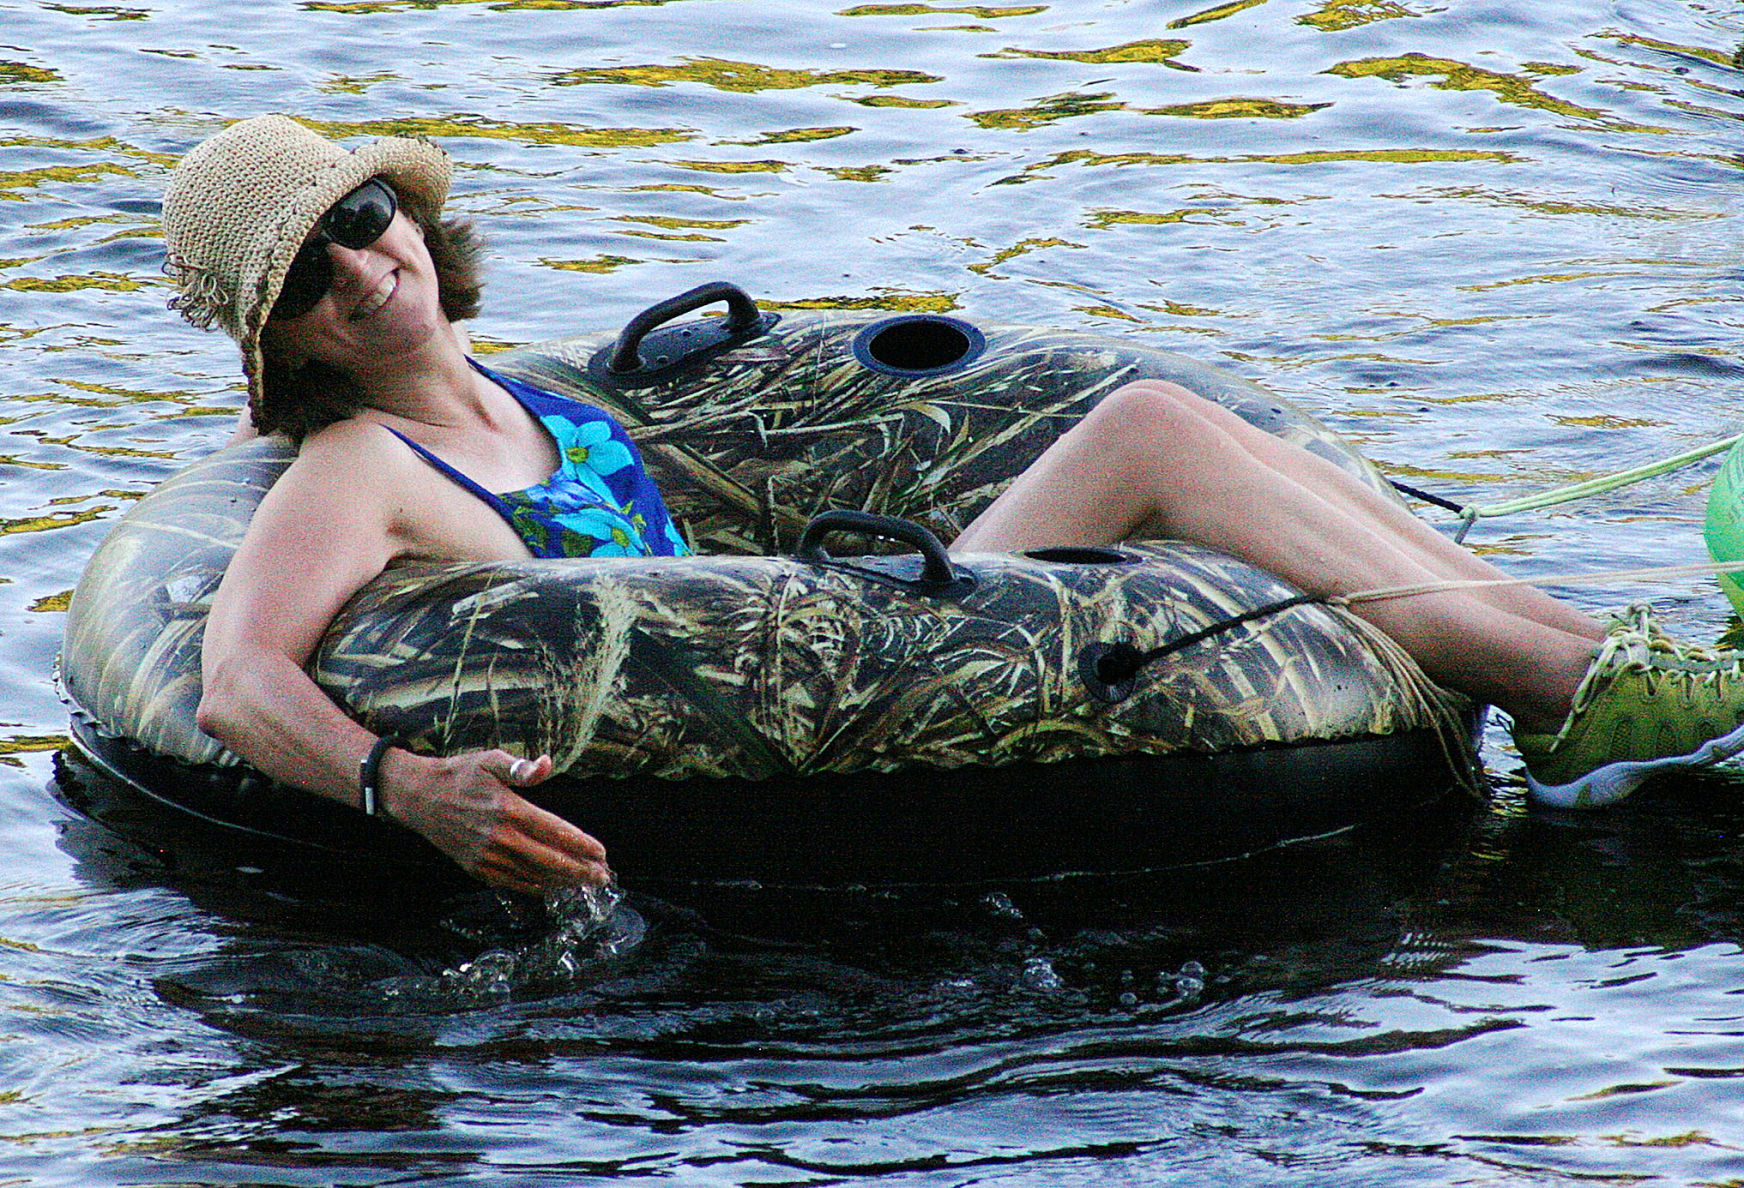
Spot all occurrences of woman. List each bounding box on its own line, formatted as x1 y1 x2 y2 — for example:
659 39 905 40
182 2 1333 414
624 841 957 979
163 116 1744 894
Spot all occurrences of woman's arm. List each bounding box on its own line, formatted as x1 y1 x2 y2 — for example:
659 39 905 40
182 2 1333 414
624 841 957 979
226 404 259 446
197 425 609 893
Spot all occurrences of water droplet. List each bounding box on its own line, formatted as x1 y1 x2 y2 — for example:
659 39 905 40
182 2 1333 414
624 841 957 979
1019 956 1064 992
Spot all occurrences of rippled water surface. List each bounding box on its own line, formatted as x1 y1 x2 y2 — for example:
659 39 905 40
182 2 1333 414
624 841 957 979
5 0 1744 1183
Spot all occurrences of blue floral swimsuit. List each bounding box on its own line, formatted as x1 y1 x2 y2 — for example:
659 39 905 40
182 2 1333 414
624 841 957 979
385 361 690 559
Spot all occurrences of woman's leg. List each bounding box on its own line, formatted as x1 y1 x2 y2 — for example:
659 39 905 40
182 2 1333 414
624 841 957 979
951 380 1600 730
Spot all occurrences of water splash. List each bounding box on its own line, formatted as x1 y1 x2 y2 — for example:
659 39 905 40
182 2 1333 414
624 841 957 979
381 882 645 1007
1017 954 1065 992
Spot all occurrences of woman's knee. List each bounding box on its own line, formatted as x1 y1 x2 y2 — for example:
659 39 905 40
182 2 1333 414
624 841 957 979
1076 380 1234 464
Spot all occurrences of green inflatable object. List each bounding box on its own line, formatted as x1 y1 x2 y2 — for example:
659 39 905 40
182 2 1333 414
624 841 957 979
1705 435 1744 617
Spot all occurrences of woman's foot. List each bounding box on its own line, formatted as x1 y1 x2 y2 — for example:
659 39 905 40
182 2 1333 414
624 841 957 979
1513 605 1744 807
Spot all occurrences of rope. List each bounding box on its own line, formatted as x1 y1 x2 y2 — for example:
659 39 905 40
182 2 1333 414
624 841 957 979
1451 433 1742 543
1330 558 1744 609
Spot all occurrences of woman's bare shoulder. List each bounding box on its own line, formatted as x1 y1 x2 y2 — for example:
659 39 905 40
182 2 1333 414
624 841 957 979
280 416 419 487
297 414 403 458
243 419 419 539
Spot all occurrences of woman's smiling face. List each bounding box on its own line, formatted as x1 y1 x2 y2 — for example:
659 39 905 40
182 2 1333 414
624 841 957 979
262 209 449 379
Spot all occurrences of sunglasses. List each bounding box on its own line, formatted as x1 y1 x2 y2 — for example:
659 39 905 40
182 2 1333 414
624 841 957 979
269 178 398 321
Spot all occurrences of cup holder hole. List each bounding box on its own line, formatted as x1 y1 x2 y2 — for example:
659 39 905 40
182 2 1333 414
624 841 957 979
853 316 986 377
1022 546 1134 565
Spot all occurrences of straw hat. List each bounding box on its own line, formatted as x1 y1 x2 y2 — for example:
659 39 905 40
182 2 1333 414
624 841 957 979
161 114 452 407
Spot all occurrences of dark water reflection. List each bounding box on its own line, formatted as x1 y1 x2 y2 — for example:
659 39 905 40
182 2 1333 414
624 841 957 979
5 0 1744 1183
28 750 1744 1184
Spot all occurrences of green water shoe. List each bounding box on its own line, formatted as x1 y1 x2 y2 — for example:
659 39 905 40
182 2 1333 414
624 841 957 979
1515 605 1744 808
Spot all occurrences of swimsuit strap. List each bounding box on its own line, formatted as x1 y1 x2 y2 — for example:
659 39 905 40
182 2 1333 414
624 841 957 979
381 426 519 523
471 359 567 419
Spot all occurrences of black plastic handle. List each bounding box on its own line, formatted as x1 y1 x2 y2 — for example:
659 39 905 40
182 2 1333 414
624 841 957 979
607 281 764 374
795 510 960 587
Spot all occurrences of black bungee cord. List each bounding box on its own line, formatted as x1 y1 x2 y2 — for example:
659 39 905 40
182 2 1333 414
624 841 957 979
1386 479 1467 515
1079 591 1323 703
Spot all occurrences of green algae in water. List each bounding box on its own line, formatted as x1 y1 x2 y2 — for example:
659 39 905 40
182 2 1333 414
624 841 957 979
1019 148 1522 177
609 215 752 232
1603 32 1739 70
981 39 1195 69
303 115 693 149
554 58 942 93
41 4 148 19
721 127 858 146
2 507 114 534
0 61 59 84
762 293 961 313
0 162 137 199
968 91 1128 131
1326 55 1629 126
967 237 1084 274
0 134 176 168
847 95 959 109
2 273 146 293
823 165 895 182
669 159 790 175
1408 185 1723 222
318 71 400 95
1169 0 1269 30
303 0 687 12
1145 98 1330 119
1086 208 1235 229
838 4 1046 17
0 733 69 754
1298 0 1419 32
539 255 651 274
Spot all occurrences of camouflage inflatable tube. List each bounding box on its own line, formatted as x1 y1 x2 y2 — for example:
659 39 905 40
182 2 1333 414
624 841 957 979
62 302 1479 886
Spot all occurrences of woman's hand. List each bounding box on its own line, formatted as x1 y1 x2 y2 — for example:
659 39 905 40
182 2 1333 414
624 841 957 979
379 748 611 894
